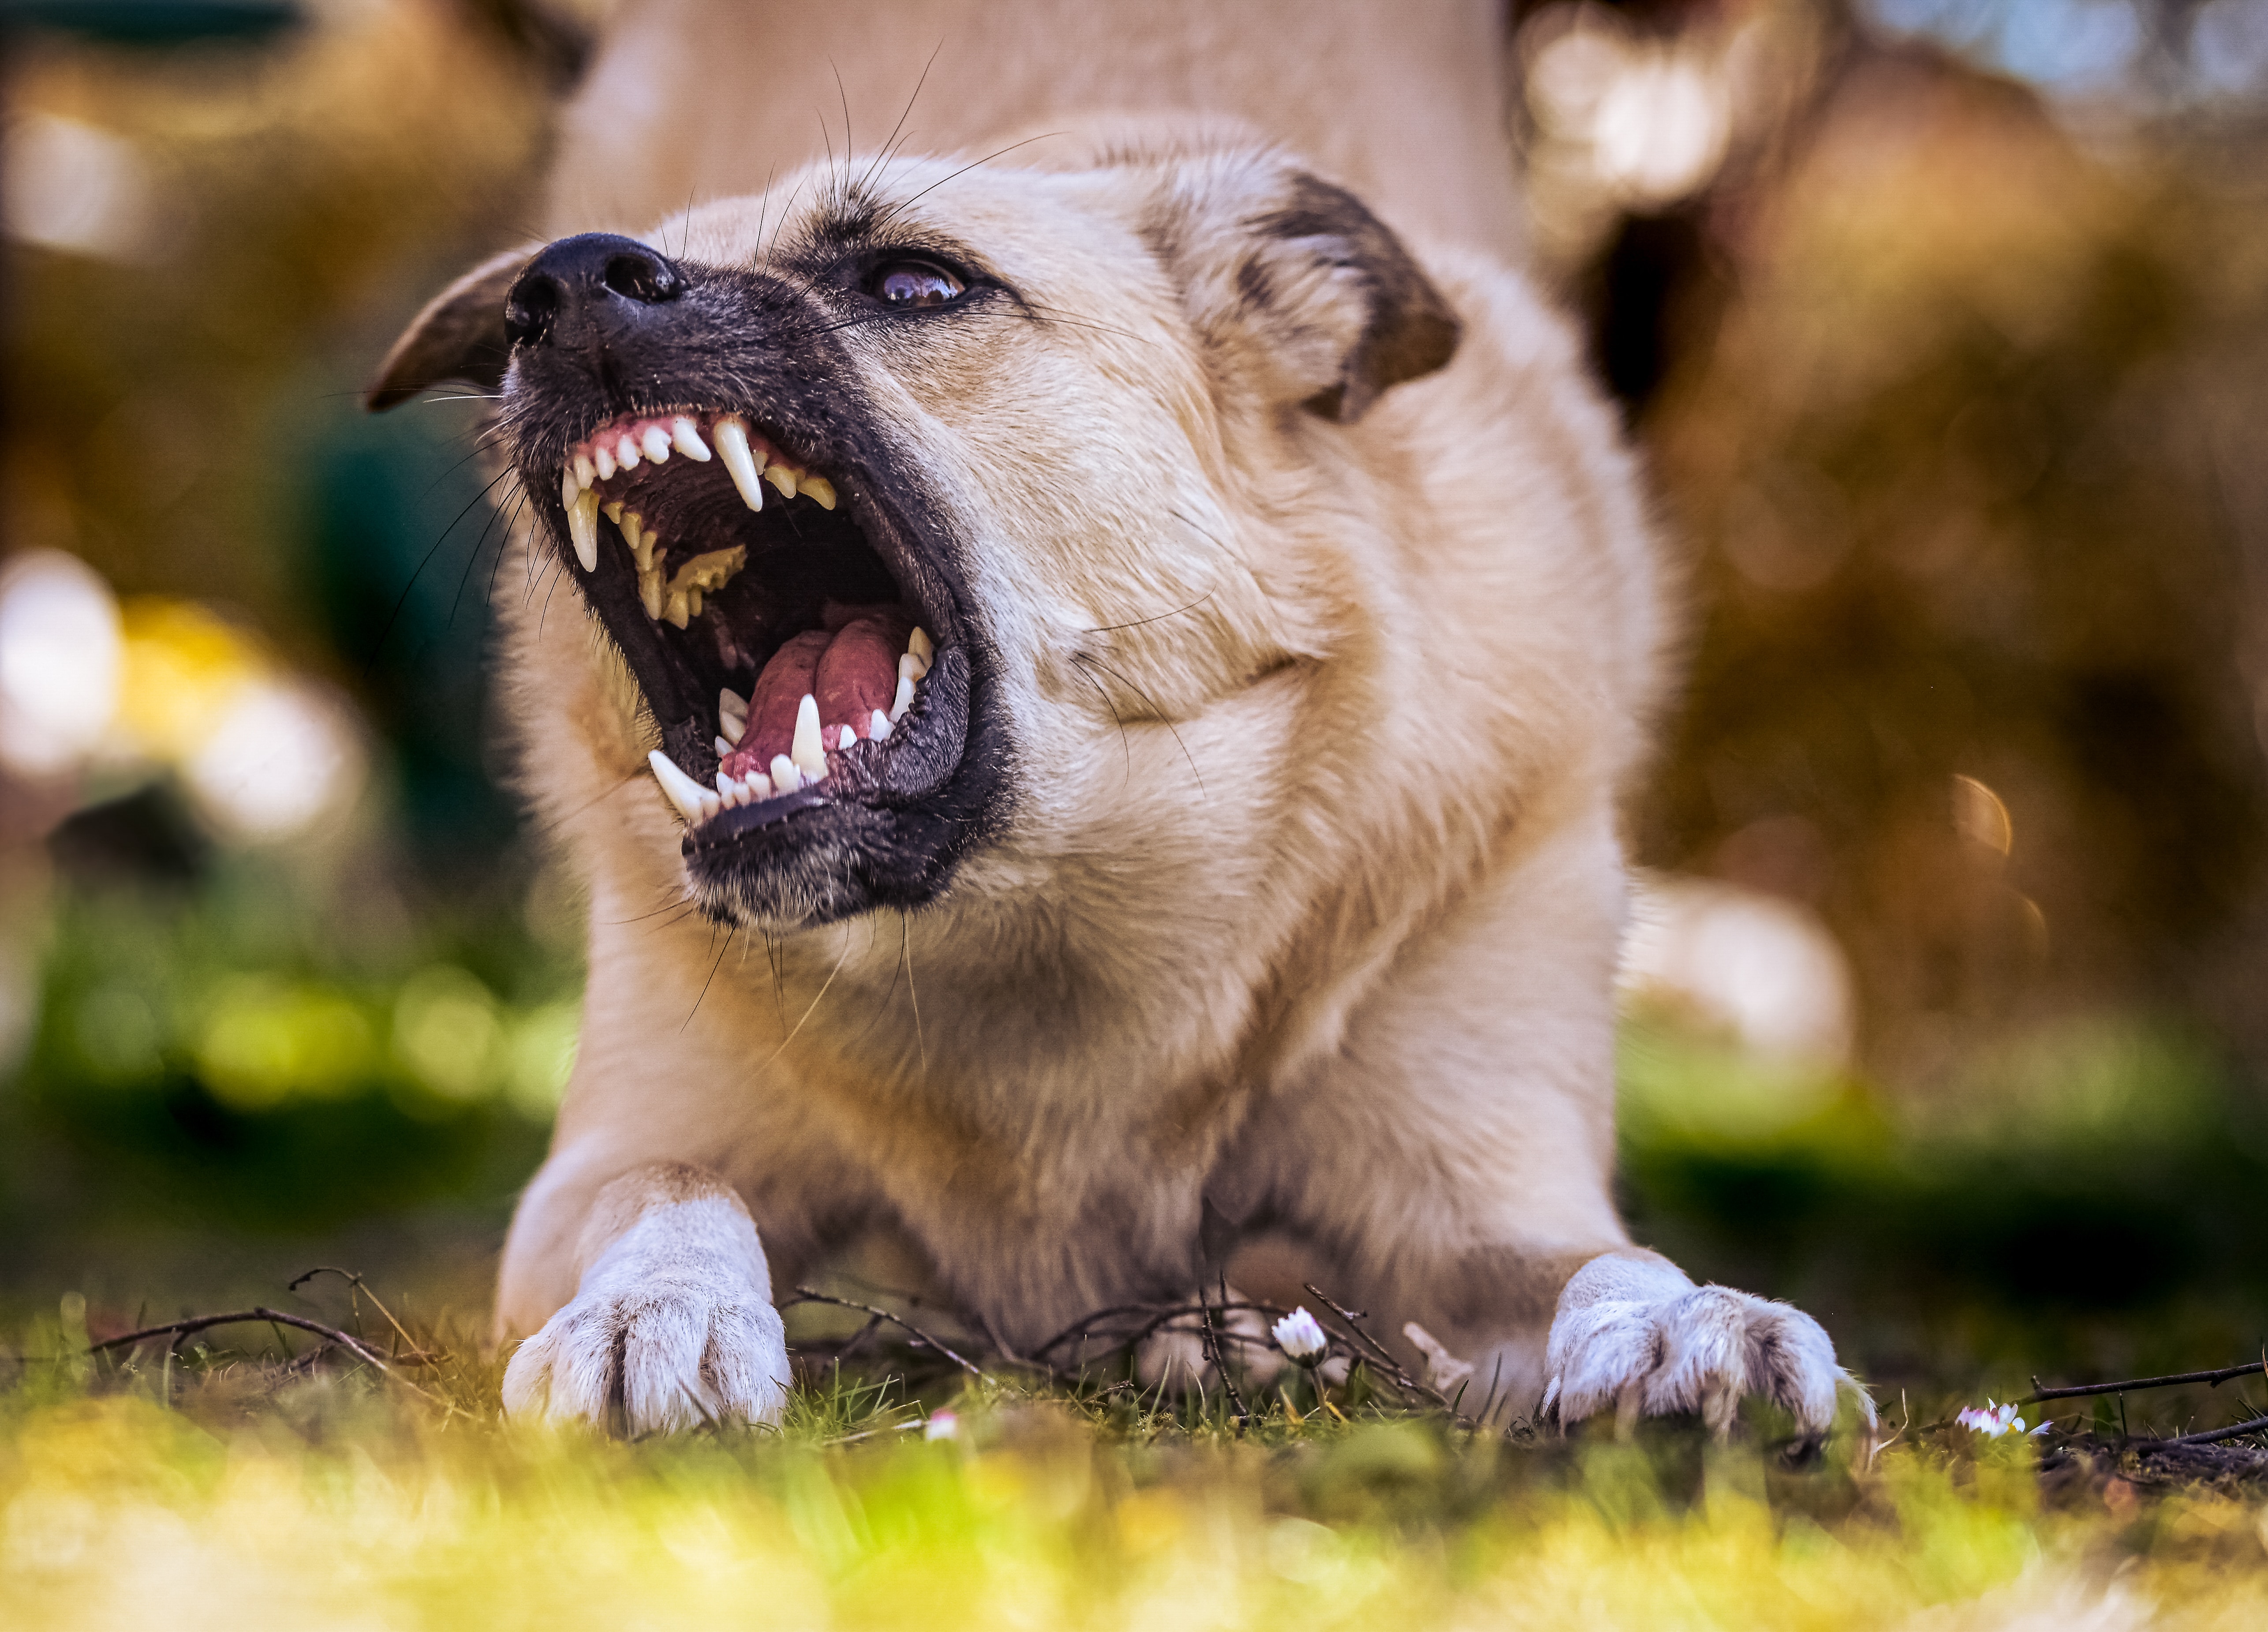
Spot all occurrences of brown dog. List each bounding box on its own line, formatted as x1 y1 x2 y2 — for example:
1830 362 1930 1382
370 0 1868 1437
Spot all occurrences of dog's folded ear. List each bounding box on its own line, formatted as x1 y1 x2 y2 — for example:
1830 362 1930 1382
365 246 534 412
1159 162 1462 423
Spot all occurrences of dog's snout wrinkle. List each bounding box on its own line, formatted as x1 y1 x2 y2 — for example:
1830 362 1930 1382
506 232 686 352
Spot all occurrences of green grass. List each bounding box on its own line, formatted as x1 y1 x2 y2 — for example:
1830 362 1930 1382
4 1305 2266 1631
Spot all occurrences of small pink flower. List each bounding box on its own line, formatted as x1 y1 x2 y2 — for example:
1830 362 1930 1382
1955 1400 2028 1437
924 1410 958 1441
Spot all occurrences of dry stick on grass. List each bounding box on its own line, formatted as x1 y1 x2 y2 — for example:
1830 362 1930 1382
2024 1359 2266 1404
2150 1413 2268 1449
785 1288 986 1380
1302 1283 1468 1420
1033 1299 1291 1364
84 1308 452 1410
287 1266 441 1364
1197 1278 1251 1427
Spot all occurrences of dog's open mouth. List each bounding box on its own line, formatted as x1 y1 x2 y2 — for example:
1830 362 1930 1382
548 406 959 845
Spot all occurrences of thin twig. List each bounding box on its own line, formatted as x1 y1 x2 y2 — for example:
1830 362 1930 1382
1302 1283 1465 1417
2142 1413 2268 1449
286 1267 430 1362
1199 1278 1250 1426
785 1288 983 1379
87 1308 451 1411
2025 1360 2265 1404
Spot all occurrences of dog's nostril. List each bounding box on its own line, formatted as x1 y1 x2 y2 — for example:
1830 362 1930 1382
504 273 562 348
603 251 682 305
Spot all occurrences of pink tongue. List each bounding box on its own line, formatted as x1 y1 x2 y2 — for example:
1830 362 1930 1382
725 602 913 775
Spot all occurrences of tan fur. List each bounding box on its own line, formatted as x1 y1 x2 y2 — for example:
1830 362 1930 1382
390 0 1865 1435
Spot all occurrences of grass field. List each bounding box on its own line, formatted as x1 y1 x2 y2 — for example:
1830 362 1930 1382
4 1291 2267 1632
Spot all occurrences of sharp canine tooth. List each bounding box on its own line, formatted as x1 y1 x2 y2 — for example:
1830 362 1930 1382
718 687 748 744
647 749 710 823
561 466 580 507
837 725 856 750
638 565 665 620
898 651 929 683
567 490 599 572
890 673 915 721
574 453 596 489
715 735 735 760
791 693 825 775
671 417 712 460
699 790 721 820
909 627 933 663
868 709 892 740
617 433 641 470
595 443 617 481
713 417 765 511
770 754 802 794
802 475 836 510
764 464 798 499
641 425 672 463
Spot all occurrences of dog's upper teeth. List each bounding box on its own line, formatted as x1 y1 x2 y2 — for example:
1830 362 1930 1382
889 673 915 722
909 627 933 665
616 432 642 472
573 452 596 490
770 753 802 794
594 442 617 482
648 749 712 824
566 490 599 573
640 425 672 464
561 466 581 507
712 415 766 512
802 475 836 510
791 693 827 780
671 416 712 461
763 462 798 500
897 652 927 685
718 687 748 745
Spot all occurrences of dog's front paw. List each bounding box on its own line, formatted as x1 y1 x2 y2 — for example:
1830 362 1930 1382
501 1196 790 1434
1541 1254 1871 1441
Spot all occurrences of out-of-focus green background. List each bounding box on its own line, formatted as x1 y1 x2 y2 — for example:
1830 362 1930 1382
2 0 2265 1398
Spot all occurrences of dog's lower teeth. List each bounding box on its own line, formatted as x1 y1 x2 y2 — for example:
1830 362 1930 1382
868 709 892 741
890 673 915 721
770 754 801 794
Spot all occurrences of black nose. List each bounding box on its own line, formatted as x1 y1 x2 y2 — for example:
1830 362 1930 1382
504 233 685 350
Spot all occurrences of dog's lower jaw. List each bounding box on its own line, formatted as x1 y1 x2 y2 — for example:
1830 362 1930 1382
500 1168 791 1434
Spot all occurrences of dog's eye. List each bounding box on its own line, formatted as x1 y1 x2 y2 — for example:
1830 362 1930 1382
869 261 964 308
